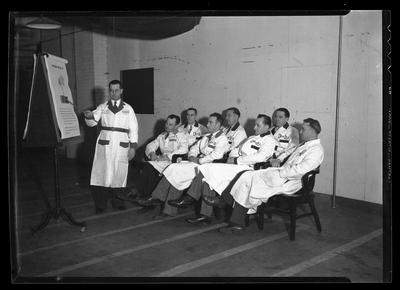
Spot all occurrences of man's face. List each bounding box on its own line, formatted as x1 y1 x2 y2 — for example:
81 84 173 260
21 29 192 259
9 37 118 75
165 118 178 132
109 84 123 101
300 122 313 142
253 118 270 136
186 110 197 124
274 110 288 128
207 116 220 133
225 110 238 127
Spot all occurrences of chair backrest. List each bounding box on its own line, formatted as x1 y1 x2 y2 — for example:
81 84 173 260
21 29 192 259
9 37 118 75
299 166 320 196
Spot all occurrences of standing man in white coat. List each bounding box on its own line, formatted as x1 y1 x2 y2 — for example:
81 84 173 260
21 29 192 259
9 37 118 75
204 118 324 235
84 80 138 213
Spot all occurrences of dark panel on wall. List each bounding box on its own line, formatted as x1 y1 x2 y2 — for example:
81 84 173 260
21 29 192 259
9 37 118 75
121 67 154 114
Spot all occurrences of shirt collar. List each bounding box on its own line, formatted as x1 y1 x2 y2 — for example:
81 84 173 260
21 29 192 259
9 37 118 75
164 131 177 139
230 122 240 131
226 122 240 133
208 129 224 139
107 99 122 107
272 122 289 132
303 138 321 147
184 121 199 128
259 131 271 137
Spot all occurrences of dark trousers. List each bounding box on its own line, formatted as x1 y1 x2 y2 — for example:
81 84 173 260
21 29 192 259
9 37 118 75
151 177 182 216
136 162 163 198
187 172 216 217
94 187 125 210
220 170 252 227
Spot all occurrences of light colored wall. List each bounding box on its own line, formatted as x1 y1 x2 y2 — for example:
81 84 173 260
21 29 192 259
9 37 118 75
336 11 382 204
73 28 109 163
104 12 382 204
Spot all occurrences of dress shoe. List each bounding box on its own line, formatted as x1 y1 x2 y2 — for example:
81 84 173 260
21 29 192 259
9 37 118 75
185 215 211 225
202 195 227 208
95 207 105 214
117 206 127 211
137 205 156 213
116 188 138 201
218 223 246 235
168 195 195 208
152 213 172 220
136 196 161 206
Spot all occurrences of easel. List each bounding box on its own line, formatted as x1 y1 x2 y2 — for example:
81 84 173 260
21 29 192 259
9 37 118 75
23 52 87 236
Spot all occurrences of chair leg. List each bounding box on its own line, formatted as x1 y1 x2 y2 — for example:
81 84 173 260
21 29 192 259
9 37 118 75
213 207 221 220
289 201 297 241
224 206 233 223
265 204 272 219
257 204 264 230
309 197 322 232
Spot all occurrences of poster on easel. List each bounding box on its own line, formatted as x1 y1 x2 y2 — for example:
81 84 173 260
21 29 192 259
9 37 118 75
43 53 80 139
23 53 82 146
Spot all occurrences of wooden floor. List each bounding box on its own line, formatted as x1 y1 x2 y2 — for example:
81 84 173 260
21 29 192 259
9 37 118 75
11 147 386 283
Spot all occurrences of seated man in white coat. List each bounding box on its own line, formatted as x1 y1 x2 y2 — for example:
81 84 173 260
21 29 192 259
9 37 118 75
177 107 208 149
168 114 279 225
222 107 248 154
117 115 188 213
136 113 229 219
269 108 299 167
204 118 324 235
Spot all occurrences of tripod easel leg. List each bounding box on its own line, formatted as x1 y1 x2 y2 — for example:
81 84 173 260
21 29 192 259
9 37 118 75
30 147 87 236
60 208 87 232
30 207 57 236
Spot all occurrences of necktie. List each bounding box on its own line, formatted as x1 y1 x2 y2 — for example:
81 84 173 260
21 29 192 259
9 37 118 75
272 145 278 159
164 133 169 140
189 125 192 134
114 101 118 109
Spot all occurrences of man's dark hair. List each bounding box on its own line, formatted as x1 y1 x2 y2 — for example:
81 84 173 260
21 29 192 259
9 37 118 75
209 113 224 126
257 114 272 127
187 108 198 115
304 118 321 134
167 114 181 125
226 107 241 118
275 107 290 119
109 79 123 89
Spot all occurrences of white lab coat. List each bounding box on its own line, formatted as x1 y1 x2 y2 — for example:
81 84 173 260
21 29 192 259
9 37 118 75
270 123 299 162
85 100 138 188
162 130 229 190
230 139 324 214
199 132 279 195
177 121 208 148
145 131 188 173
222 122 248 152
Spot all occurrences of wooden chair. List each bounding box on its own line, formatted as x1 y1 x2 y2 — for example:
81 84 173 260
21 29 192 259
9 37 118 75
245 167 322 241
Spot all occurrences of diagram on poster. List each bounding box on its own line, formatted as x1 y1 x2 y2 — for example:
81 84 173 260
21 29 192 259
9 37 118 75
43 53 81 139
